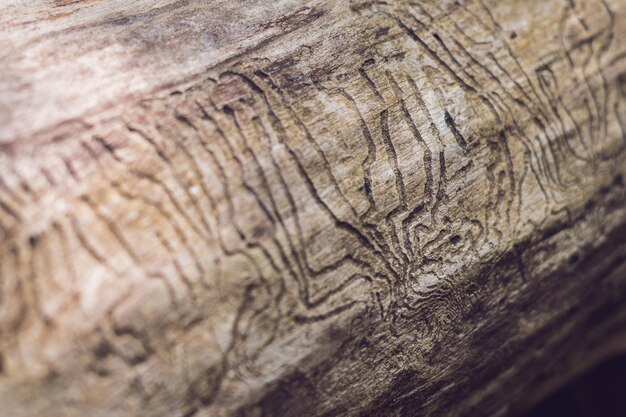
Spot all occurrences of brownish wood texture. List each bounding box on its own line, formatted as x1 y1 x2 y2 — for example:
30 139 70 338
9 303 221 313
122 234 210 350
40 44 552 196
1 1 626 416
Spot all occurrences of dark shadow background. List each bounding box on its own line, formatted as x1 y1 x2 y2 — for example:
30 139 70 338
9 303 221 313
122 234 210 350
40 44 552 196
522 354 626 417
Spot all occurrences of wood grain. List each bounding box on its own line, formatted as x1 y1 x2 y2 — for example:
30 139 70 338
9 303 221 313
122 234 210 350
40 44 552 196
1 1 626 416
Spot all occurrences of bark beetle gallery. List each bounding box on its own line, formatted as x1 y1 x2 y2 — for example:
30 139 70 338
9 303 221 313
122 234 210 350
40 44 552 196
0 1 625 416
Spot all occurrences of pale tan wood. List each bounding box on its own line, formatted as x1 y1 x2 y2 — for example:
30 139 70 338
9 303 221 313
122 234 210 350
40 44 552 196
1 1 626 416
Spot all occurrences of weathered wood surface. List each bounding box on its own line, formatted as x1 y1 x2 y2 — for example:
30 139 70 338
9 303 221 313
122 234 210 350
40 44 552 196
1 1 626 416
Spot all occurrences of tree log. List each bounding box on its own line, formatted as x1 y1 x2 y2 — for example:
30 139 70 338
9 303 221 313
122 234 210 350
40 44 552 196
1 1 626 416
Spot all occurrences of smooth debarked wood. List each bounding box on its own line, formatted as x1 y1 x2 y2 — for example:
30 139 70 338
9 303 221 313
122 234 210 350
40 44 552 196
1 1 626 416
